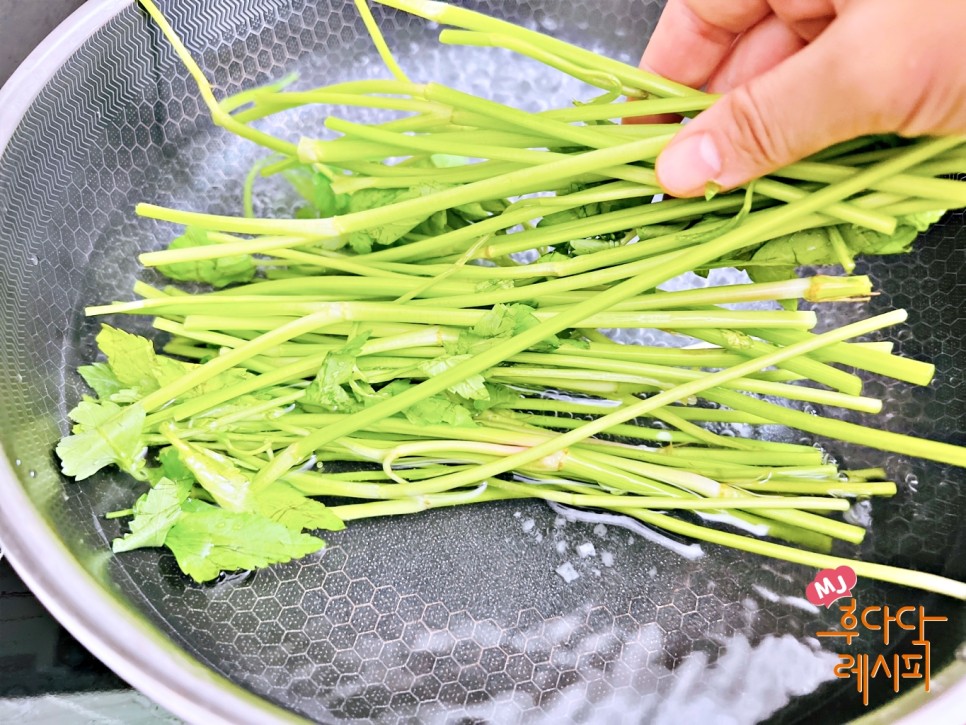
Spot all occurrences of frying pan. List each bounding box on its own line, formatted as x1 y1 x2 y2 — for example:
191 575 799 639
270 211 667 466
0 1 963 722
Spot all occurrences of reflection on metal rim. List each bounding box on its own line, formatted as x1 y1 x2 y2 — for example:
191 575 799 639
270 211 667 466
0 1 303 722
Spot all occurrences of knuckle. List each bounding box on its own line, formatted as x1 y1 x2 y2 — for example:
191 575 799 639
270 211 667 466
723 84 789 170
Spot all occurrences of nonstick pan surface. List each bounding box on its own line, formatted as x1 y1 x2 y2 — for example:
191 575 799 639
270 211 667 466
0 1 963 722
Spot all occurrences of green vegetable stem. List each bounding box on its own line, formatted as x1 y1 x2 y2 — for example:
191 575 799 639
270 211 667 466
54 0 966 597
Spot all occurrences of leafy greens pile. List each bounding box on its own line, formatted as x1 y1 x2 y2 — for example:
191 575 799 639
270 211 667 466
58 0 966 599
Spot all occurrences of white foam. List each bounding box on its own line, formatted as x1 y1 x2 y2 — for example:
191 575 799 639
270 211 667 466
547 502 705 561
555 562 580 583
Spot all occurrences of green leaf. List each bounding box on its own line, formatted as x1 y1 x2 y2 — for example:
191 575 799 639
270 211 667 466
56 401 146 480
901 209 946 232
158 446 196 487
97 325 168 393
283 168 348 218
537 205 587 228
165 499 325 583
471 383 520 412
112 476 193 553
418 354 488 401
96 325 198 395
255 482 345 532
163 433 254 512
453 303 559 355
367 380 477 427
156 227 256 288
636 221 689 240
303 333 370 412
78 363 126 400
414 209 450 236
741 211 946 284
839 222 918 256
474 279 515 293
568 238 622 256
346 185 450 253
404 393 477 427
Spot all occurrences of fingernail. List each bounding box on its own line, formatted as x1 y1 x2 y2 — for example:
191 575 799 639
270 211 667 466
656 133 722 196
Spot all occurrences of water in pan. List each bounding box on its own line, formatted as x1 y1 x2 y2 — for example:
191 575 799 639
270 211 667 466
0 0 962 723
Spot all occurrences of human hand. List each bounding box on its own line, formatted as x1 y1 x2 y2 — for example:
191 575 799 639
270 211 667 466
641 0 966 197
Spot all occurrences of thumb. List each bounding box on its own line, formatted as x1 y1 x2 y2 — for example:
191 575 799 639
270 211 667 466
654 23 878 197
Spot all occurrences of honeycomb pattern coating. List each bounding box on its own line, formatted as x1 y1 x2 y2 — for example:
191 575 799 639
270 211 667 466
0 1 962 723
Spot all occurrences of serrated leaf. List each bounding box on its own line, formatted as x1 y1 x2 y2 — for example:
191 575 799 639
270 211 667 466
97 325 168 393
255 482 345 532
158 446 196 487
568 238 621 255
418 355 488 401
163 433 254 512
112 476 193 553
346 184 450 253
303 333 370 412
157 226 256 288
78 363 126 400
404 393 477 427
56 401 146 480
95 325 201 399
471 383 520 412
164 499 326 583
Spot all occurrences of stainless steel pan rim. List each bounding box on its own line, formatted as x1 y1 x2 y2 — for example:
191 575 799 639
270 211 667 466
0 1 961 723
0 1 298 722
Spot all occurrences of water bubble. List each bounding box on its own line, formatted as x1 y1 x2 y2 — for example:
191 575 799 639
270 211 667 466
215 570 254 586
536 12 559 31
27 254 38 266
844 499 873 528
904 473 919 493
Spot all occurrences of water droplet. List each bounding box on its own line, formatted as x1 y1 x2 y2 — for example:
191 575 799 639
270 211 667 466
15 373 23 383
803 404 817 416
13 459 21 467
28 470 36 478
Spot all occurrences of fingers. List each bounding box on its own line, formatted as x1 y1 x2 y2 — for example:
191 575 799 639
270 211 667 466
705 15 807 93
655 20 873 196
769 0 837 41
640 0 771 90
648 0 966 197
